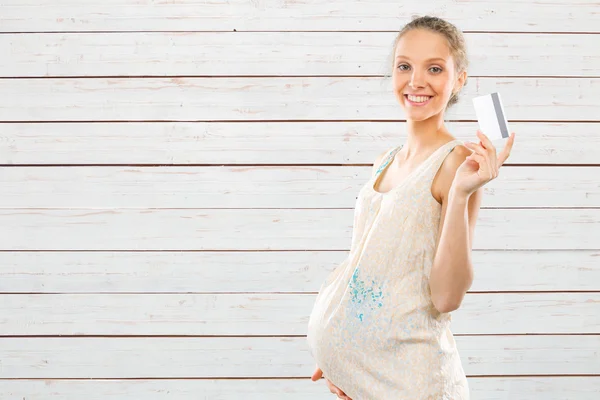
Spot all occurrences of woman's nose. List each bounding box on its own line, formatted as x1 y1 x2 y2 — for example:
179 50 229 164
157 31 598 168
409 73 425 89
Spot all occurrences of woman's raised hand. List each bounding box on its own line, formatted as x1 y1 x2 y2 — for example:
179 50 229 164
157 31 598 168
454 130 516 197
311 365 353 400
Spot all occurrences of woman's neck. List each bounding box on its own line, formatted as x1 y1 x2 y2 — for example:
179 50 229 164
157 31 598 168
403 116 454 156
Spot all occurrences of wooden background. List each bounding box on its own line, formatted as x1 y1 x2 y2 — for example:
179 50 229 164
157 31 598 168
1 0 599 399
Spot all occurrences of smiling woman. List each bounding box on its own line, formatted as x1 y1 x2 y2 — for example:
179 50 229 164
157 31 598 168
306 14 515 400
391 18 470 113
392 32 468 121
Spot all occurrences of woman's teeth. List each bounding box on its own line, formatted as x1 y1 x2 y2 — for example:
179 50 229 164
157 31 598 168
407 95 431 103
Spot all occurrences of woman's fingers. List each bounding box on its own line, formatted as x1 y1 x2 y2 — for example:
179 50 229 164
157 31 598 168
313 370 352 399
334 388 352 400
476 130 496 154
466 153 495 179
325 378 352 399
473 129 516 169
326 381 340 395
496 132 516 167
311 365 323 381
465 142 494 177
464 140 487 156
475 131 499 170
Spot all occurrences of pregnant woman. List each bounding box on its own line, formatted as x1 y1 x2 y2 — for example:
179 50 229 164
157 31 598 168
306 15 515 400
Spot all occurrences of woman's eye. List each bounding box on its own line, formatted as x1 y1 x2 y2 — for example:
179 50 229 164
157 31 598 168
397 64 442 73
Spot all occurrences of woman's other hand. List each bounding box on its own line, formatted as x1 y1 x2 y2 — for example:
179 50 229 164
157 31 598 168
311 365 353 400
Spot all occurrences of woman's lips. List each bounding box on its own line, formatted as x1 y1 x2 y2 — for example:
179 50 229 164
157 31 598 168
404 94 433 106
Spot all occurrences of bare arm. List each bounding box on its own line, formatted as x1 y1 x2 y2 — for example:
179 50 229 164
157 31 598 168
429 146 482 313
429 130 514 313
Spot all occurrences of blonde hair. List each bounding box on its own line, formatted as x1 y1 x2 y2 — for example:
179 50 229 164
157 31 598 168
388 15 469 109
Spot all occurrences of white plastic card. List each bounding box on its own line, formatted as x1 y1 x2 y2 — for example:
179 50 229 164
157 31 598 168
472 92 510 141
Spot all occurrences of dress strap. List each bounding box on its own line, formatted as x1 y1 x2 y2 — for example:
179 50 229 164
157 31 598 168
373 146 402 178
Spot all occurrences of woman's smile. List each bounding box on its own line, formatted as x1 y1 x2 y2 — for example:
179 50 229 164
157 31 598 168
404 94 434 107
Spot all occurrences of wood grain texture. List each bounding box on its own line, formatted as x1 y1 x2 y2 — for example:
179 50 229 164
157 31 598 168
0 336 598 378
1 77 598 122
1 122 597 165
2 0 599 395
1 32 597 77
1 0 598 32
0 251 598 293
0 293 598 335
1 166 598 208
0 209 598 250
1 377 600 400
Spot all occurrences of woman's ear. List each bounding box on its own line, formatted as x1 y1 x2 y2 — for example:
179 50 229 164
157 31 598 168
454 70 468 93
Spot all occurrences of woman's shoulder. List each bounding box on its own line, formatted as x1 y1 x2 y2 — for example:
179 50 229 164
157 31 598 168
437 141 471 177
371 146 397 177
447 141 471 164
431 141 471 202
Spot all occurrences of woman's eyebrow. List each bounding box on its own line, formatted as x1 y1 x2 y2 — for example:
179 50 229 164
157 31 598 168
395 56 447 63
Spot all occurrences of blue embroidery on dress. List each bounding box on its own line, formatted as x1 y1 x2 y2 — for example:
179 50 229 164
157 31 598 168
375 158 391 175
348 267 384 322
375 146 402 176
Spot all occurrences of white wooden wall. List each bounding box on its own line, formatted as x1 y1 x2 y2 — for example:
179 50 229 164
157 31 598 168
1 1 599 399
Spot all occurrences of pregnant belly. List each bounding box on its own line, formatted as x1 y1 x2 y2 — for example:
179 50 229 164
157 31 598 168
306 278 394 380
307 294 396 400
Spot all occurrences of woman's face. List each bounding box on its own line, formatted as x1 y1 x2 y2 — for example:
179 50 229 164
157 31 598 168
392 29 465 121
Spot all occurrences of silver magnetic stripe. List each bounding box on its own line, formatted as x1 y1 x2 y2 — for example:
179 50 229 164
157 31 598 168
491 92 510 138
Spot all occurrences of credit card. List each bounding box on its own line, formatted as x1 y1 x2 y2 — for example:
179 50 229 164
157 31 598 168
472 92 511 141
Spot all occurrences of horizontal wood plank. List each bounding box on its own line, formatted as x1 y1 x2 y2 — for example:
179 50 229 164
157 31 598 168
1 166 598 208
0 250 598 293
0 336 598 378
1 0 597 32
1 293 598 335
1 377 600 400
2 32 597 77
1 122 598 165
1 78 598 122
0 209 597 250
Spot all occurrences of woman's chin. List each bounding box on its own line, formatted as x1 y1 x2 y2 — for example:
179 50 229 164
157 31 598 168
403 110 432 121
400 104 444 121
